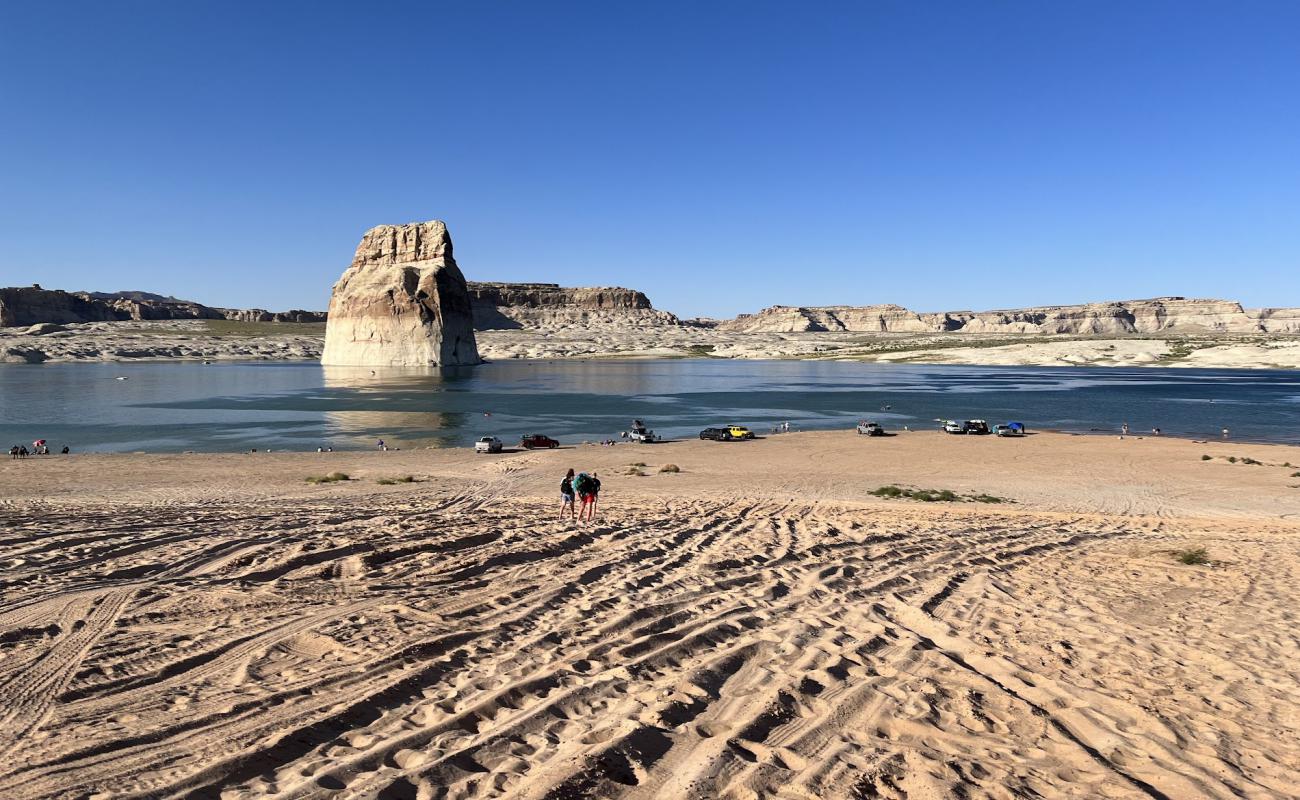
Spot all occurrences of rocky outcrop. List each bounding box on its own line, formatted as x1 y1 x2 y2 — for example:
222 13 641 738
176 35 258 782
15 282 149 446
467 282 679 330
219 308 327 323
89 296 226 322
321 220 479 366
719 298 1300 335
0 286 121 327
0 286 326 327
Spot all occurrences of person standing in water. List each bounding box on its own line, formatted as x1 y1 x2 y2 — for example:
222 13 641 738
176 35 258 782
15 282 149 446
559 468 576 520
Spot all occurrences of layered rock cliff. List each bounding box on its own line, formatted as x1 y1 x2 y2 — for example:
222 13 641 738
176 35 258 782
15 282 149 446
0 286 122 327
467 282 679 330
321 221 479 366
0 286 324 327
718 298 1300 335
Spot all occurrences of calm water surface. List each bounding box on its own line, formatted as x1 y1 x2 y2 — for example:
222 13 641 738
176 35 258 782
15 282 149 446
1 360 1298 452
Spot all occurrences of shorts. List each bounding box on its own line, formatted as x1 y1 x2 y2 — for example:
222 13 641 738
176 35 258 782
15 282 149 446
562 494 574 504
580 493 595 503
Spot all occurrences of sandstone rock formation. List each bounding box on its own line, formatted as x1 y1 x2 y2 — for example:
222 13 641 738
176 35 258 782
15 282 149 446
0 286 325 327
0 286 121 327
220 308 327 324
467 282 679 330
718 298 1300 335
321 221 479 366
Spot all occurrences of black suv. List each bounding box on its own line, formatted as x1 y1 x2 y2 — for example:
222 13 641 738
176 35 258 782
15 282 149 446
699 427 733 441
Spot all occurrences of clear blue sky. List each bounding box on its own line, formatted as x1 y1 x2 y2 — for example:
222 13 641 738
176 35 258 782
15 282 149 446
2 2 1298 318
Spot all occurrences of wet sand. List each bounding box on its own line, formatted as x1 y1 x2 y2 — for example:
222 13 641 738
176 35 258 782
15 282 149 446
1 432 1297 798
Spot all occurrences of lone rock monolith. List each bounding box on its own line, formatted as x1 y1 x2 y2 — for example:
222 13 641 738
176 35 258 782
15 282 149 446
322 221 480 366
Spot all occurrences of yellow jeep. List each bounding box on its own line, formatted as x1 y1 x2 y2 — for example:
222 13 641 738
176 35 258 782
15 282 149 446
726 425 755 440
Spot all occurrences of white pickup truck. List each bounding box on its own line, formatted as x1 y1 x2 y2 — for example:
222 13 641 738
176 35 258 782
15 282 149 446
474 436 503 453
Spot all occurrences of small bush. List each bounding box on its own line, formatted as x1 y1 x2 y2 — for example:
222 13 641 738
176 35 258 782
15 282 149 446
1227 456 1237 463
1240 457 1262 466
628 462 647 467
376 475 417 485
1174 547 1210 566
870 485 1006 504
624 467 646 476
659 464 680 473
306 472 350 484
1201 455 1212 461
1291 471 1300 478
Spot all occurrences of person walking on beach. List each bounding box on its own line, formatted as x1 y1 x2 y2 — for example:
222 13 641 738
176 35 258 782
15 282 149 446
560 468 576 520
575 472 596 522
1222 427 1230 439
9 445 18 460
588 472 602 521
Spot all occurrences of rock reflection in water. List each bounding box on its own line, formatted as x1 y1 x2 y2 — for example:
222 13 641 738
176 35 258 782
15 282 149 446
321 366 473 447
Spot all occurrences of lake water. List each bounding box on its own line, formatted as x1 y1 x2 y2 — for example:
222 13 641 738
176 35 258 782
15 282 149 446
2 360 1298 452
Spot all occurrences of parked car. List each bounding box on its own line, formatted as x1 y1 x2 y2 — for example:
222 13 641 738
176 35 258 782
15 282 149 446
520 434 559 449
994 423 1025 437
856 421 885 436
726 425 755 440
943 420 965 434
964 419 991 435
474 436 504 453
699 427 734 441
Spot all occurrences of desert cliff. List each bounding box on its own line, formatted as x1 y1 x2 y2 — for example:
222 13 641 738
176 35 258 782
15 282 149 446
718 297 1300 335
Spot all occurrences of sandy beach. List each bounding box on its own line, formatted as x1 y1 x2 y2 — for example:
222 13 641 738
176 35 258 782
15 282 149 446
2 432 1298 799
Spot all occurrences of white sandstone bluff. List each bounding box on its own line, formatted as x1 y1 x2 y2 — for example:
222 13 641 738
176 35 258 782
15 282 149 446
321 221 479 367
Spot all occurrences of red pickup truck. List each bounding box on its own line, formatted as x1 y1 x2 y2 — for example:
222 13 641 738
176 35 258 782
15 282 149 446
519 434 559 449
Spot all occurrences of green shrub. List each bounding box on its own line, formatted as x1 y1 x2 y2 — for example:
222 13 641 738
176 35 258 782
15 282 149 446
306 472 350 484
1201 455 1212 461
870 485 1007 504
1227 457 1238 463
1174 547 1210 566
376 475 417 485
659 464 680 473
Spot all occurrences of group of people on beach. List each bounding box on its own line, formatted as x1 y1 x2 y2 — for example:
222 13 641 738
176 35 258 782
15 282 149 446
559 468 601 522
9 444 67 458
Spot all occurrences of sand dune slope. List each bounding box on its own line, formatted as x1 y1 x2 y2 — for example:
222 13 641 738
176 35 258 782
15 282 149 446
1 440 1297 799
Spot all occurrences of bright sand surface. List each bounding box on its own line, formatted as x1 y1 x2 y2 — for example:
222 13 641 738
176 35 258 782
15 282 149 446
2 431 1298 799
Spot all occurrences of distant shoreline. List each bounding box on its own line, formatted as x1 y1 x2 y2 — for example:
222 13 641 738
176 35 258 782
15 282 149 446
4 319 1300 369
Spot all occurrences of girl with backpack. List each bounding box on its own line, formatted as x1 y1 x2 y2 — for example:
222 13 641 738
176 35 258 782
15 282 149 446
560 468 576 520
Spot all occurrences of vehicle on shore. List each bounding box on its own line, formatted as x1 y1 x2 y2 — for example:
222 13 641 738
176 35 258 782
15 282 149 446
699 427 734 441
474 436 504 453
994 422 1026 437
726 425 755 440
943 420 965 434
628 419 662 443
520 434 559 449
963 420 991 435
856 420 885 436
